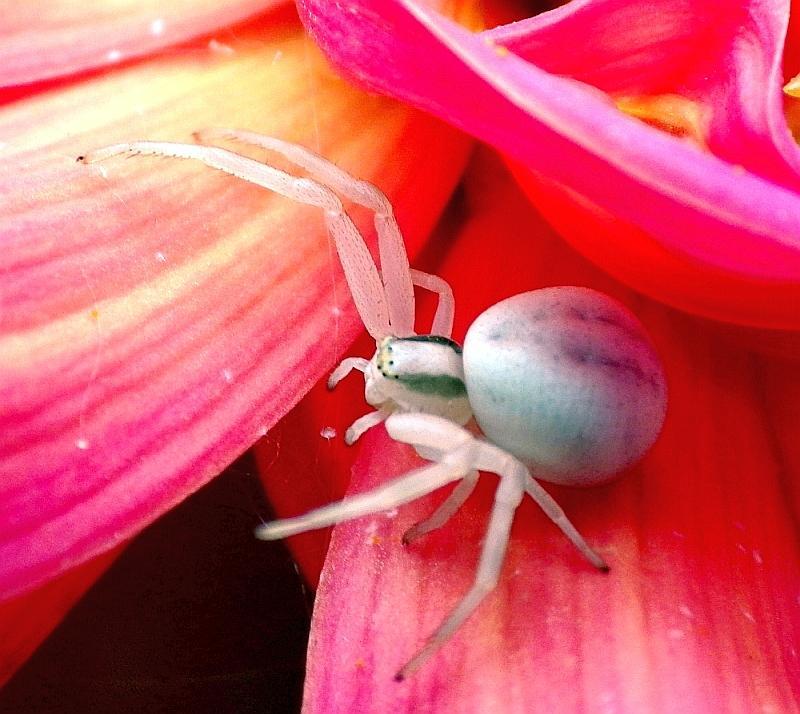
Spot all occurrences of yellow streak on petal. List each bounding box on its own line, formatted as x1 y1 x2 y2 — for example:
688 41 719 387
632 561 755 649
614 94 711 150
1 19 417 374
0 204 307 369
3 110 416 374
3 24 412 194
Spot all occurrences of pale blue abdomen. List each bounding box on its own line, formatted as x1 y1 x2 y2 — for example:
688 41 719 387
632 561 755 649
463 287 667 485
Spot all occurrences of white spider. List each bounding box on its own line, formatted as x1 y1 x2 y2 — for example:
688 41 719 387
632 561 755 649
81 130 668 680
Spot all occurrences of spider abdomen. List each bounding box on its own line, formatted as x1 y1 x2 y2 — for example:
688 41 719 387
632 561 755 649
463 287 667 486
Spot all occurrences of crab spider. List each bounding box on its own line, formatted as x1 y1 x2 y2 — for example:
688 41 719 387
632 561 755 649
80 131 668 680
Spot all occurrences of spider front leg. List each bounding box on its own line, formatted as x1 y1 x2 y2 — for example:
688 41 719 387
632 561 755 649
81 133 459 447
190 132 459 435
255 416 477 540
80 139 395 341
194 128 416 336
195 131 461 440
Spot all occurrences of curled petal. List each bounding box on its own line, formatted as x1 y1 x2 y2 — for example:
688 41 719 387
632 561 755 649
0 15 471 601
298 0 800 329
301 153 800 713
488 0 800 183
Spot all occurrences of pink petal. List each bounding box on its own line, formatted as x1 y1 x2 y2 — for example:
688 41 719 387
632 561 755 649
0 0 284 87
302 153 800 712
0 14 471 601
298 0 800 329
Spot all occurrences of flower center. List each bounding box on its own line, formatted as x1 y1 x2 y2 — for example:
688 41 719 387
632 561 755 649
783 74 800 143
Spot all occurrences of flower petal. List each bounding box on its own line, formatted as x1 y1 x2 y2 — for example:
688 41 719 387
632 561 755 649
298 0 800 329
0 14 471 601
302 152 800 712
0 0 284 87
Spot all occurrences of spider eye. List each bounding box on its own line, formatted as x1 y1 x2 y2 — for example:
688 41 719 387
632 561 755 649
377 336 466 397
371 335 472 425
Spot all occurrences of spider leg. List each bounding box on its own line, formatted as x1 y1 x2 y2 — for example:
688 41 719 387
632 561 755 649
384 412 474 451
402 469 478 545
327 357 369 389
79 141 392 341
395 443 526 680
195 129 416 337
345 409 390 445
255 446 475 541
410 269 455 338
384 414 606 676
524 475 608 570
389 416 605 567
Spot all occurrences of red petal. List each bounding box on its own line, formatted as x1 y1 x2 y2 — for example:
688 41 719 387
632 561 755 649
254 329 378 586
298 0 800 329
0 14 471 601
302 152 800 712
0 0 284 87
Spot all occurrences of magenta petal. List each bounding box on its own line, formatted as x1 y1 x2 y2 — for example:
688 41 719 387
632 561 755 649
0 0 284 87
0 18 470 601
298 0 800 329
487 0 800 186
